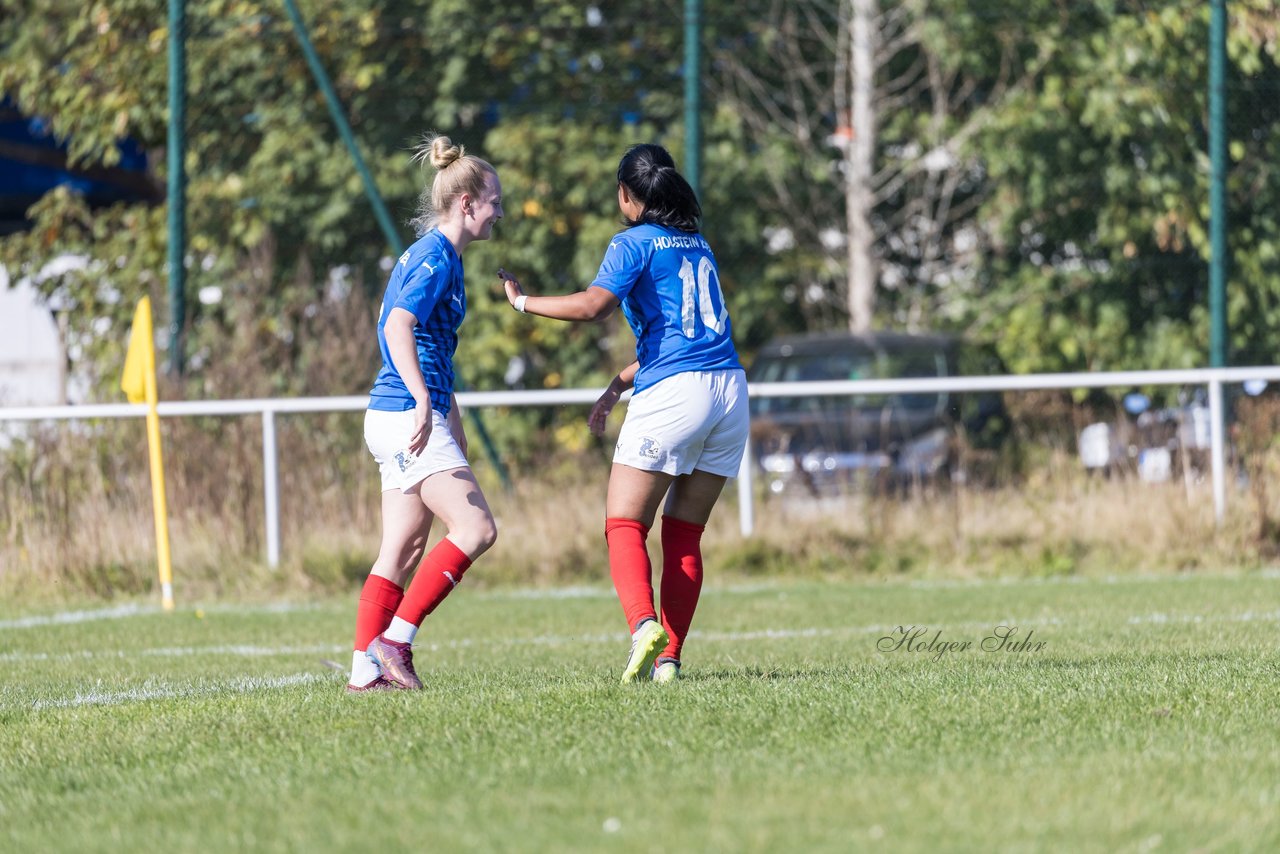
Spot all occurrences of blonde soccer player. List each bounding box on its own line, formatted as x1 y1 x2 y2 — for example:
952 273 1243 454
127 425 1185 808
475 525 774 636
347 135 503 692
498 143 747 684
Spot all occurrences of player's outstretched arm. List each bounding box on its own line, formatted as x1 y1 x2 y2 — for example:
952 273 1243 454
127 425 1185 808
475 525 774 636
497 268 618 322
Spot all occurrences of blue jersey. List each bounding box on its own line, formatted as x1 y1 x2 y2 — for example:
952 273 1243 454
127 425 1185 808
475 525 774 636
589 224 741 393
369 229 466 415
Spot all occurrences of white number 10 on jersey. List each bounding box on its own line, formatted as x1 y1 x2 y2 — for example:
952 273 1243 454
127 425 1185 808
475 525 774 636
678 255 728 338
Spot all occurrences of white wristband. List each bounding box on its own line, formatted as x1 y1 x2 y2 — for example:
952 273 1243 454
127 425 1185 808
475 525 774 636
513 295 528 313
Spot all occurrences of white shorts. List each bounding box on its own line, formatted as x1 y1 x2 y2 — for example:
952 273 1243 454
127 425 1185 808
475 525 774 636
364 408 468 493
614 368 749 477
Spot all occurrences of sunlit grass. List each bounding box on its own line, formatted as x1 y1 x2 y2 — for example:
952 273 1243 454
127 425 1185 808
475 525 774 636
2 572 1277 852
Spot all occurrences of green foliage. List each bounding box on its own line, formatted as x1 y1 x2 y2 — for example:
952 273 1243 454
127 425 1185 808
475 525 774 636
975 0 1280 373
1 0 1277 433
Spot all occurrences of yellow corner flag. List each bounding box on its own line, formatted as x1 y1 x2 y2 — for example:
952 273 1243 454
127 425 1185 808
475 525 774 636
121 297 152 404
121 297 175 611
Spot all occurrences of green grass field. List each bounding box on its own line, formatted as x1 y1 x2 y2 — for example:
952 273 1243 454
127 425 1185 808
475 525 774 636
2 572 1278 852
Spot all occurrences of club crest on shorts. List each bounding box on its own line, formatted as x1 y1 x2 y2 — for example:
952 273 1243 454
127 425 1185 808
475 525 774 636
638 436 662 459
395 450 413 472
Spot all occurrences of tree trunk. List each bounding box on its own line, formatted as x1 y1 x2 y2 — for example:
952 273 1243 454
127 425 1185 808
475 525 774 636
846 0 877 333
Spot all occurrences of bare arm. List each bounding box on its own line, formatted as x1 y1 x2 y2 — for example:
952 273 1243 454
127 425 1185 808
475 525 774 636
613 360 640 390
588 360 640 436
383 307 433 454
497 268 619 322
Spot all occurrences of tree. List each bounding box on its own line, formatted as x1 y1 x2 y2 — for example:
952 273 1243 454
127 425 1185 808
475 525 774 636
974 0 1280 374
3 0 1274 418
0 2 688 399
706 0 1053 332
1 0 454 397
0 0 794 458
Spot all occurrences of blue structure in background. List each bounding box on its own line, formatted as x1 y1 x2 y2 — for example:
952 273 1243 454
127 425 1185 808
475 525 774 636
0 97 155 235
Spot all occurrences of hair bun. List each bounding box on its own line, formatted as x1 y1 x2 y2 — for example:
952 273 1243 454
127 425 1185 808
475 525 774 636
411 133 466 171
430 136 465 170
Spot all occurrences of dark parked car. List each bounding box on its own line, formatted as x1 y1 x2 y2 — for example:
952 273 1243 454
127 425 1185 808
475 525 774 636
746 332 1007 495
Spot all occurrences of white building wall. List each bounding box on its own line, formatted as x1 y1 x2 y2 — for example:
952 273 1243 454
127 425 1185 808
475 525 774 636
0 264 65 406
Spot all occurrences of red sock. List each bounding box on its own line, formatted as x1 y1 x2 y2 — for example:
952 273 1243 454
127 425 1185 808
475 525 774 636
605 517 656 631
659 515 705 661
354 574 404 651
394 538 473 627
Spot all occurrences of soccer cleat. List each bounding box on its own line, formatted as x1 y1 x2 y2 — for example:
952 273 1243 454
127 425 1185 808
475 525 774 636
366 634 423 690
652 659 681 684
620 620 669 684
345 676 397 694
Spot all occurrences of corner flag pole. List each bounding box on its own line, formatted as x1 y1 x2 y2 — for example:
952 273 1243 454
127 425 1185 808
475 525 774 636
122 297 176 610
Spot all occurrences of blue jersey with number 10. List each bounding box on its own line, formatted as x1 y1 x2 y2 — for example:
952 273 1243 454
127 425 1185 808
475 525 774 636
589 224 741 394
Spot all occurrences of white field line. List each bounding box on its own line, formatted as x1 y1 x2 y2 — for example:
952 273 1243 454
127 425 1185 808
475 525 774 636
0 589 701 626
0 643 348 663
24 673 324 711
0 624 945 667
483 571 1280 597
0 629 872 665
6 609 1278 712
0 603 161 629
4 608 1279 668
902 567 1280 590
3 569 1277 633
1126 609 1280 625
0 601 330 630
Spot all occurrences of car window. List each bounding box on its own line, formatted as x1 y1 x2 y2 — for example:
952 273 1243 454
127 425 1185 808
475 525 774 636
751 352 875 414
753 352 873 382
749 339 954 416
878 348 948 411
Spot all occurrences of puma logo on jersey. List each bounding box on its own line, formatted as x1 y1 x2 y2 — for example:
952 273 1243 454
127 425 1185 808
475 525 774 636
451 293 462 306
421 260 438 274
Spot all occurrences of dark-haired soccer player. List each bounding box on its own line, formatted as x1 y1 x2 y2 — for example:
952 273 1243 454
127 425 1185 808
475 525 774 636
499 143 747 684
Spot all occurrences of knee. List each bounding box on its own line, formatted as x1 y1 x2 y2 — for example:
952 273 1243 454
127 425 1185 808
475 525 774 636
458 514 498 557
477 516 498 553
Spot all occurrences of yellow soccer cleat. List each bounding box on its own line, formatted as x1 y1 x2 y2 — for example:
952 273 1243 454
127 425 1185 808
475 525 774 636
621 620 669 684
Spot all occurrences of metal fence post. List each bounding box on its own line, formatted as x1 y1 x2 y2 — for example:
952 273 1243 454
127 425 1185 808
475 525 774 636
737 436 755 536
1209 377 1226 527
263 409 280 568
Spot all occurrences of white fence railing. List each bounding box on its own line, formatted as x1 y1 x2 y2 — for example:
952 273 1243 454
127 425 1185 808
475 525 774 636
4 366 1280 566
